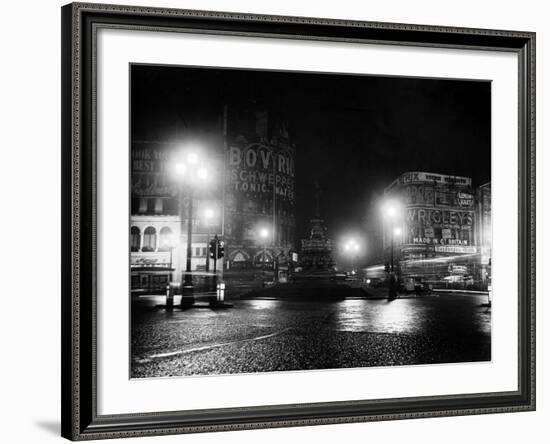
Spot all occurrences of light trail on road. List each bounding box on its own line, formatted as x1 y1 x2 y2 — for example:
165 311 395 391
136 327 293 363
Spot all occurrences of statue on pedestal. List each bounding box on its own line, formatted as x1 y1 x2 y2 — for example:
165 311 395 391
299 182 335 273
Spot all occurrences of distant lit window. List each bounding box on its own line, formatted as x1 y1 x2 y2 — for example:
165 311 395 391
142 227 157 252
138 198 147 213
158 227 174 251
130 227 140 252
154 198 163 214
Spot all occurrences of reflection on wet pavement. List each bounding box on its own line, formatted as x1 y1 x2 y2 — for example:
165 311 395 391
131 293 491 377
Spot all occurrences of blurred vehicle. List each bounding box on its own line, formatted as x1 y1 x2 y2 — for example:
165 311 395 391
402 276 432 294
443 275 474 286
364 277 383 287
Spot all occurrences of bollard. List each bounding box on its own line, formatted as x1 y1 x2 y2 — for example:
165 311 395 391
217 282 225 302
166 284 174 310
388 273 397 300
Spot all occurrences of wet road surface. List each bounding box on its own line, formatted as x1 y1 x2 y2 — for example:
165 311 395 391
131 294 491 378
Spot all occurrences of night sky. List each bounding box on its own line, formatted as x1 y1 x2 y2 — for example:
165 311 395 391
132 64 491 247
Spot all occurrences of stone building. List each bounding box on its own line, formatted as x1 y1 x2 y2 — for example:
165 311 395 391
130 105 296 291
366 171 490 287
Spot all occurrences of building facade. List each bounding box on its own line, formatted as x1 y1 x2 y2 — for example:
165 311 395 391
130 105 296 291
475 182 492 283
375 171 490 287
224 107 296 270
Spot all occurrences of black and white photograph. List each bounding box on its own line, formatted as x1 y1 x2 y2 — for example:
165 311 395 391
1 0 544 442
130 64 492 378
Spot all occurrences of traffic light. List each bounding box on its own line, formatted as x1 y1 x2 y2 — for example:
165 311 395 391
384 263 390 273
217 240 224 259
209 239 217 259
209 237 225 259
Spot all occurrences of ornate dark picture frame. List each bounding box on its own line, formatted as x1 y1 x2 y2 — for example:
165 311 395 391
61 2 535 440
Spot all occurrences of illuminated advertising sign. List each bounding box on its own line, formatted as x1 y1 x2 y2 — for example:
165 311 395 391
457 192 475 207
407 208 474 228
224 139 296 247
131 146 177 197
404 184 435 205
406 207 474 248
228 143 295 203
399 172 472 186
131 251 171 267
384 172 480 260
449 264 468 274
412 237 470 246
435 245 477 254
399 184 474 209
131 144 223 198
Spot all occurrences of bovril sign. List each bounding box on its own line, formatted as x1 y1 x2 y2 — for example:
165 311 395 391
228 143 295 202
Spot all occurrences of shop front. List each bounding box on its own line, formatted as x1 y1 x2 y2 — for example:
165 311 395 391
131 251 174 294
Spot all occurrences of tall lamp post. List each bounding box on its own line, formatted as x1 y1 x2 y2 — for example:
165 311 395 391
203 208 215 273
382 200 402 299
174 151 210 307
258 227 271 285
391 227 402 272
259 227 270 271
160 233 177 310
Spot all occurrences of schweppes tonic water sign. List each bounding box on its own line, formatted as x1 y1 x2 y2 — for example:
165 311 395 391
228 143 295 202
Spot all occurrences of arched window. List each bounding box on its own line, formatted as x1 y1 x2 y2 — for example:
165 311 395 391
158 227 175 251
130 226 140 252
142 227 157 252
255 249 273 266
233 252 246 262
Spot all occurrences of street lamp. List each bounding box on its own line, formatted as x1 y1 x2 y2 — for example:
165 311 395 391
381 200 403 271
160 232 177 310
391 226 402 273
173 150 211 307
259 227 270 272
343 239 360 274
202 207 215 273
382 199 402 299
382 200 400 220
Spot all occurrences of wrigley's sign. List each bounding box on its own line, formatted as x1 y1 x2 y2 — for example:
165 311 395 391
407 208 474 228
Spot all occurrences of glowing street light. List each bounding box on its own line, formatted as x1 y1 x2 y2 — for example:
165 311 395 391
343 239 361 274
258 227 271 272
381 199 403 300
344 240 360 252
173 150 212 307
187 151 199 165
174 163 187 176
204 208 215 220
382 199 401 220
380 199 404 270
259 227 270 240
197 166 209 181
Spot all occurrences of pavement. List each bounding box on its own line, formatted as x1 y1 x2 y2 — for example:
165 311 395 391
131 292 491 378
